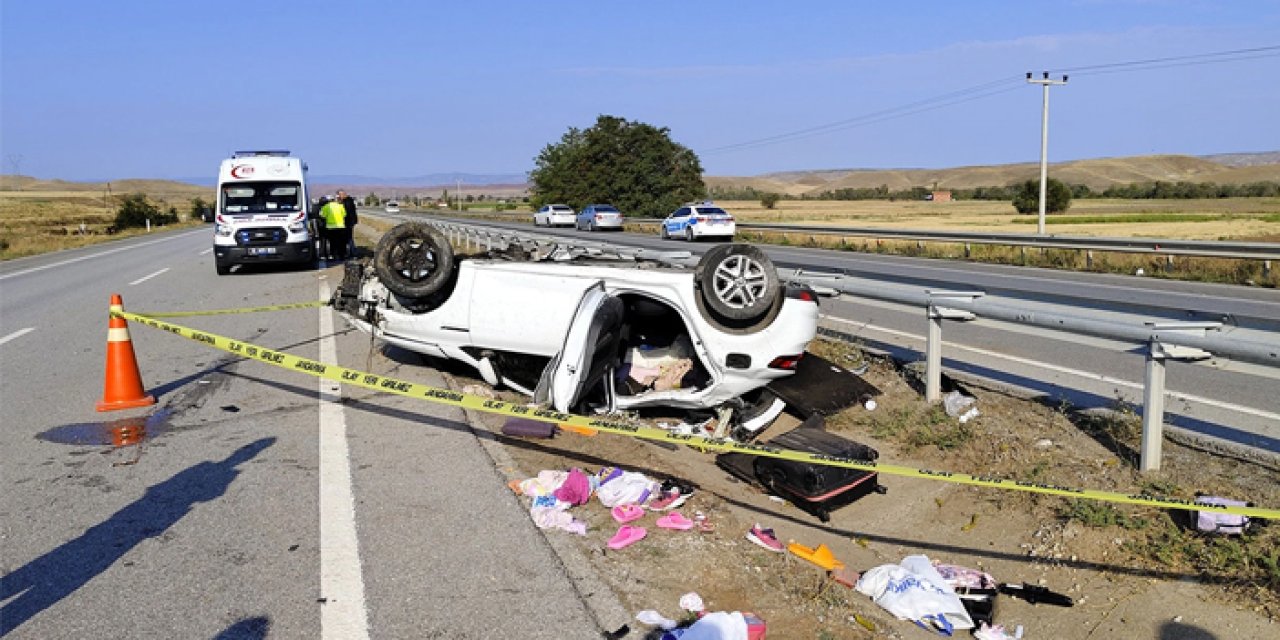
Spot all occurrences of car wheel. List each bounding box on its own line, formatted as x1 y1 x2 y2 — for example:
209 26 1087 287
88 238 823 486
589 221 597 232
660 226 669 240
695 244 780 322
685 227 695 242
373 222 455 301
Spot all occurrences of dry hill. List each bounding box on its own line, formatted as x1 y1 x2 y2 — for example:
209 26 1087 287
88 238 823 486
707 154 1280 196
0 175 211 201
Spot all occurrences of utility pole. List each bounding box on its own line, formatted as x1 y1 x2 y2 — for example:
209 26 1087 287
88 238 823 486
456 178 462 211
1026 71 1068 235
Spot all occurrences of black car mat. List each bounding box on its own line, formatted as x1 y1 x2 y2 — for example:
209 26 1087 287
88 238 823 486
766 352 881 418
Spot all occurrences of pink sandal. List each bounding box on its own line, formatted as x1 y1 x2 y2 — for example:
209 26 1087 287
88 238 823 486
607 525 647 549
656 512 695 531
611 504 645 524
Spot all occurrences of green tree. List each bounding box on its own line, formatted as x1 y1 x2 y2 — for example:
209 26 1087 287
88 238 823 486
113 193 173 230
529 115 705 218
364 193 380 206
760 192 781 209
189 196 211 220
1012 178 1072 215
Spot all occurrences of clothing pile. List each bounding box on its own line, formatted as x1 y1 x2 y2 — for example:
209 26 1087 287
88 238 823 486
618 335 697 394
512 467 702 549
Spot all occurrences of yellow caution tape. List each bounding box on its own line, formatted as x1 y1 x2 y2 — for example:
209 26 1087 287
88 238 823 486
115 308 1280 521
134 300 328 318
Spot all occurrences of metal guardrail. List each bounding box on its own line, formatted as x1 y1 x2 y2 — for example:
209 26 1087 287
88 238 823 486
403 209 1279 264
400 218 1280 471
736 223 1280 261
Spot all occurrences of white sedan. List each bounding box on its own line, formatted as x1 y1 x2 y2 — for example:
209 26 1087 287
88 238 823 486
533 204 576 227
333 223 819 435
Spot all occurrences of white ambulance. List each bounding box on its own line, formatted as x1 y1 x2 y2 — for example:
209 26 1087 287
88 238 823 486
213 150 316 275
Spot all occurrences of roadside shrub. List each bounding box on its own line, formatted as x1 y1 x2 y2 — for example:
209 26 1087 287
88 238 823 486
1012 178 1072 214
760 192 781 209
113 193 176 230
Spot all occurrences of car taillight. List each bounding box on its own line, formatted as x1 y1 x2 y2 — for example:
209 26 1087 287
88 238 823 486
695 216 705 223
786 286 818 302
768 354 804 370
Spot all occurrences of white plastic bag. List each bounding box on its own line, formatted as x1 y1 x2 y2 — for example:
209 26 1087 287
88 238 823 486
942 391 979 423
856 555 974 635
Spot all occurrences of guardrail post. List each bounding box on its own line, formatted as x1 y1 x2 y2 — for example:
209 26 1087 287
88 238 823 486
1086 250 1094 269
1264 260 1271 278
1141 345 1168 471
924 291 984 402
1139 322 1219 471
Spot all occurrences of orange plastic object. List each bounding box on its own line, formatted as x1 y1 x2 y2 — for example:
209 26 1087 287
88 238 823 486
96 294 156 411
787 542 845 571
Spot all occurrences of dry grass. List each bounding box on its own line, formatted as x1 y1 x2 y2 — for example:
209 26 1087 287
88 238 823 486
0 183 212 260
716 198 1280 241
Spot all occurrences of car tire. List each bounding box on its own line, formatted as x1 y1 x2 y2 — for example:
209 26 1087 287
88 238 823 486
660 226 669 240
685 227 695 242
373 222 455 301
695 244 780 323
589 221 597 232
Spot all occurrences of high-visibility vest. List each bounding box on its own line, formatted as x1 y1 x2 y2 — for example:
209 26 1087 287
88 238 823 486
321 201 347 229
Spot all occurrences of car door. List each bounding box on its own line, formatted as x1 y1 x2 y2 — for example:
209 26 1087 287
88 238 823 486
666 207 690 234
536 282 625 412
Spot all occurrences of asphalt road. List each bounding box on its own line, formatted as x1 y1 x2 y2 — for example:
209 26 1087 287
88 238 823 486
0 229 616 638
423 213 1280 452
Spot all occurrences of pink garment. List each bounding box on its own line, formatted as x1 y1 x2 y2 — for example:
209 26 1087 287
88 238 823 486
554 467 592 506
529 506 587 536
518 470 568 497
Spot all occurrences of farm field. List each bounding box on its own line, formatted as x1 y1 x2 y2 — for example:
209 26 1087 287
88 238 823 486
713 198 1280 241
0 178 212 260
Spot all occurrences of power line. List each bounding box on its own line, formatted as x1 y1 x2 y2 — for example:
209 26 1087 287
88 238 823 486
704 75 1024 154
703 43 1280 156
1056 44 1280 74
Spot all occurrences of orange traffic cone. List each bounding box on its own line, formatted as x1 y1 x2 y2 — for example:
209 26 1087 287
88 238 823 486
96 293 156 412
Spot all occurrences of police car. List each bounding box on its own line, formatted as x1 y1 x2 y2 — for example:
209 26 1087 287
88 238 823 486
659 202 737 241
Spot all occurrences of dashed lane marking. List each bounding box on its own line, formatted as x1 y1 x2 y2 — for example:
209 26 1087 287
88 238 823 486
0 328 36 347
128 268 170 286
0 229 206 281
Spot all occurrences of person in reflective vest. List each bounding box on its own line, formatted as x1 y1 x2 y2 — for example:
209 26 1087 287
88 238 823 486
320 196 350 260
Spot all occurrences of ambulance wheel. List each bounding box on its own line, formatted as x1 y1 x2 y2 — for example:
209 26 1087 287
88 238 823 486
374 223 454 300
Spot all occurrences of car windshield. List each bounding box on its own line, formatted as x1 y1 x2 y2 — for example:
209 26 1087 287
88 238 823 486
594 206 619 213
221 181 302 213
552 206 572 212
696 207 729 216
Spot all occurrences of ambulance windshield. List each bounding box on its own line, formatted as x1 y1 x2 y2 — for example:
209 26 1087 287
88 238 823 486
221 181 302 214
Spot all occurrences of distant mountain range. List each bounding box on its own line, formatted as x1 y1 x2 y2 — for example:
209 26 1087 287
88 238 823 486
705 152 1280 197
175 172 528 189
7 152 1276 197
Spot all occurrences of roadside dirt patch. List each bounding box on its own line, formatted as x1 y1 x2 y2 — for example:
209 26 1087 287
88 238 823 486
438 337 1279 639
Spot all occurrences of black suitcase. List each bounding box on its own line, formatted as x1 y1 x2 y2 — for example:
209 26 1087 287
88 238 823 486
719 424 884 522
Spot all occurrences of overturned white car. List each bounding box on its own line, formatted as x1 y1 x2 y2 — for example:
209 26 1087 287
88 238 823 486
333 223 819 431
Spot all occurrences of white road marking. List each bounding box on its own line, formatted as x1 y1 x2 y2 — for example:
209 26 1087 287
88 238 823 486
317 280 370 640
0 229 207 281
199 248 213 255
128 268 169 285
821 314 1280 422
0 327 36 347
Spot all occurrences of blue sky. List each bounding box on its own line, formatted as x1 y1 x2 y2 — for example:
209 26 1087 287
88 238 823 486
2 1 1278 181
